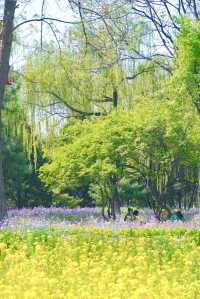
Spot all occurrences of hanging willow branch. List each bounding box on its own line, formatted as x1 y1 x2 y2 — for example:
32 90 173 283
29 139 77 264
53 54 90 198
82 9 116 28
47 91 104 117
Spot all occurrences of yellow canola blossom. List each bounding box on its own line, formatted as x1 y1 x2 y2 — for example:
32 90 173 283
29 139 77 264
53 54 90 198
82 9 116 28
0 229 199 298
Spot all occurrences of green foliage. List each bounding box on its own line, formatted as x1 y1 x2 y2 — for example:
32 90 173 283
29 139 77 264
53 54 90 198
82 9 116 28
53 194 82 208
173 19 200 110
5 13 200 215
119 178 147 207
24 49 125 122
4 138 53 208
23 13 164 124
3 76 52 208
40 94 200 215
4 138 30 207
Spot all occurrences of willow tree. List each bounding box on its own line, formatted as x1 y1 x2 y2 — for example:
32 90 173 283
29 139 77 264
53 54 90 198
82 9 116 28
23 13 163 122
23 48 126 121
0 0 88 217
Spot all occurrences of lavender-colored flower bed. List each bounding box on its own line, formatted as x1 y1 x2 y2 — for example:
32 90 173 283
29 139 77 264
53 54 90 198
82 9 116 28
0 207 101 230
1 207 200 230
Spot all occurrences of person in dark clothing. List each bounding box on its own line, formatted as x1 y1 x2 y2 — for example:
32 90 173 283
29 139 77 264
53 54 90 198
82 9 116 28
124 208 139 221
169 210 185 221
133 210 139 218
175 210 185 221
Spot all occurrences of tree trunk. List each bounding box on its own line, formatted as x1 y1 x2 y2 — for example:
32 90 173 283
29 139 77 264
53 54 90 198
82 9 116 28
177 192 182 209
110 182 120 220
113 88 118 109
188 184 198 209
197 162 200 209
0 159 6 217
0 0 17 219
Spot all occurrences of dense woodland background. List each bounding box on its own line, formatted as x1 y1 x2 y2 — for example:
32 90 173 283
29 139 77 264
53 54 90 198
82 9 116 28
1 0 200 220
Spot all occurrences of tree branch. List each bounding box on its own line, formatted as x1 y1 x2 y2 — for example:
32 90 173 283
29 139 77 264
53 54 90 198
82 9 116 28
13 17 81 31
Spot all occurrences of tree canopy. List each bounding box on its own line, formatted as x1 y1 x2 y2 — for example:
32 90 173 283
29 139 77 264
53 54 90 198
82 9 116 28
1 0 200 219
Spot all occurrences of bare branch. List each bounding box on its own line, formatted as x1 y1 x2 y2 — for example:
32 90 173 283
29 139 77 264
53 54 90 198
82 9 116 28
13 17 81 31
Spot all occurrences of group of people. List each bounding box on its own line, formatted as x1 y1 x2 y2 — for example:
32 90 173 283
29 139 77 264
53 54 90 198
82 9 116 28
168 210 185 221
124 208 140 222
124 207 185 222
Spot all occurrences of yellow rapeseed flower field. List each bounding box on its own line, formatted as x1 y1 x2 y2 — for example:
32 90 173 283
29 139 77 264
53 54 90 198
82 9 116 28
0 228 199 299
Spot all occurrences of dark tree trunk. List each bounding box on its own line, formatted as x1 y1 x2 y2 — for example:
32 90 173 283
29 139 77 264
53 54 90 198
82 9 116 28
107 200 112 219
114 198 121 216
188 184 198 209
113 88 118 109
0 159 6 217
177 193 182 209
0 0 17 219
111 196 116 220
110 182 120 220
